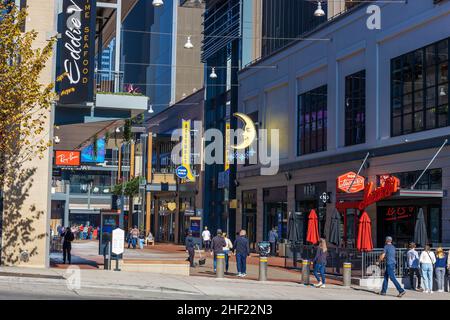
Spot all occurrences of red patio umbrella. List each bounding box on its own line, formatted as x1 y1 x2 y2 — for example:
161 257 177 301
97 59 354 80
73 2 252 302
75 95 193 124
306 209 320 245
357 211 373 252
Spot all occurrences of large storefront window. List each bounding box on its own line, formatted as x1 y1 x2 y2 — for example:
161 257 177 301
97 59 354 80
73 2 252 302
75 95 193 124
242 190 257 249
345 70 366 146
377 169 442 190
263 187 287 241
391 37 449 136
295 182 327 243
298 85 328 155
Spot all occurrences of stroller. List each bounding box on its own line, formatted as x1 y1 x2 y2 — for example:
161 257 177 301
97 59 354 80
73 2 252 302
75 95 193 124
195 244 206 266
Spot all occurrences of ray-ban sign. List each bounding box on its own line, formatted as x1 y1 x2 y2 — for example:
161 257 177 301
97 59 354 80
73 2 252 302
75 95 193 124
55 150 81 166
58 0 96 104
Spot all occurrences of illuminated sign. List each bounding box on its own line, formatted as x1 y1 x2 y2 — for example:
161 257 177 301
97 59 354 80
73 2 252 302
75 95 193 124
181 120 195 182
358 176 400 211
230 113 256 150
225 122 230 171
337 171 365 193
384 206 414 221
58 0 96 104
55 150 81 166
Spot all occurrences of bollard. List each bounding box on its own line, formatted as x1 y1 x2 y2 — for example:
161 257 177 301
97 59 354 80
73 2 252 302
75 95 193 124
343 262 352 287
301 259 310 285
216 253 225 278
258 256 268 281
103 242 111 270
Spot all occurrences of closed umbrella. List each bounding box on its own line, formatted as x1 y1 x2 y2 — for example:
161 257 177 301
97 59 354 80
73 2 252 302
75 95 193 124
328 208 341 246
306 209 320 245
287 212 295 241
356 211 373 252
414 208 428 248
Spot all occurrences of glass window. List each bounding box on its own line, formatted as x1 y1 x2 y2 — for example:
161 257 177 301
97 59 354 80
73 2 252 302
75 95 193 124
345 70 366 146
391 38 449 136
298 85 327 155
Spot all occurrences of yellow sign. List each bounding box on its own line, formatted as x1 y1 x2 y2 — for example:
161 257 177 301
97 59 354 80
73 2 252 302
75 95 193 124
181 120 195 182
231 113 257 150
225 122 230 171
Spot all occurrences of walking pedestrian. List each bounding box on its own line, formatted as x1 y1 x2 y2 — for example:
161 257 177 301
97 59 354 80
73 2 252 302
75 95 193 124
377 236 406 297
202 226 211 252
268 227 278 256
406 242 423 291
435 247 446 293
210 229 226 273
233 229 250 277
62 227 74 264
127 228 133 248
222 232 233 274
185 231 196 268
419 244 436 294
313 238 328 288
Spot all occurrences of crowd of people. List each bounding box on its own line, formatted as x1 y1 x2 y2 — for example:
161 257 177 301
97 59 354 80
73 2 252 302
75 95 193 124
126 226 154 250
53 224 99 241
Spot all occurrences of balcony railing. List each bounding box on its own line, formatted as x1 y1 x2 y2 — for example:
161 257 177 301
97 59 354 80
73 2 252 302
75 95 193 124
95 70 124 94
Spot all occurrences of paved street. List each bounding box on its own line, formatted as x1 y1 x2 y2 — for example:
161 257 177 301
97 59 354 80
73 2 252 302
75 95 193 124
0 266 449 300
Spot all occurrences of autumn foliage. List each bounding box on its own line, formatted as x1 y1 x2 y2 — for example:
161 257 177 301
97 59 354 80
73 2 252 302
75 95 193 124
0 2 55 187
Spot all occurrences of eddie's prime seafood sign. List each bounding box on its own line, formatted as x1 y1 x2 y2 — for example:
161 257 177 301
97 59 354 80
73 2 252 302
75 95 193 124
58 0 96 104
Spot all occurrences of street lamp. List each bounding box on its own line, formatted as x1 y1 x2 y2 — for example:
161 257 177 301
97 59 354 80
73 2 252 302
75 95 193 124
184 36 194 49
152 0 163 7
209 67 218 79
314 1 325 17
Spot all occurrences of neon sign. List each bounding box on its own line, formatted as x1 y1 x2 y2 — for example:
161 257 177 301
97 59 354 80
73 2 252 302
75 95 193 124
358 176 400 211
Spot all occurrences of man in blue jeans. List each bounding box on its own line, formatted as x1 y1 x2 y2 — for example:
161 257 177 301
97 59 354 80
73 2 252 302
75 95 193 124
233 229 250 277
377 236 406 298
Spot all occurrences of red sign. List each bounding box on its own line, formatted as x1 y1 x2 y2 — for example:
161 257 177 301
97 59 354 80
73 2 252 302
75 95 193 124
385 206 414 221
55 150 81 166
337 171 365 193
358 176 400 211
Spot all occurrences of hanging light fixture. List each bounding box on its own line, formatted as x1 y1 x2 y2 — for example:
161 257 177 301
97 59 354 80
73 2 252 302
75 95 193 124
314 1 325 17
209 67 218 79
115 127 120 133
54 136 60 144
148 104 154 113
439 86 447 96
184 36 194 49
152 0 163 7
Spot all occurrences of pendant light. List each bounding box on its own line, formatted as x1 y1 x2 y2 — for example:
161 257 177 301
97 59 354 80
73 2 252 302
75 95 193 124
184 35 194 49
439 86 447 97
148 104 154 113
152 0 163 7
314 1 325 17
209 67 217 79
54 136 60 144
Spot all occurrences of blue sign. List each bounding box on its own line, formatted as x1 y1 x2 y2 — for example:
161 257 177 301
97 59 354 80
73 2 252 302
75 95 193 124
176 166 188 179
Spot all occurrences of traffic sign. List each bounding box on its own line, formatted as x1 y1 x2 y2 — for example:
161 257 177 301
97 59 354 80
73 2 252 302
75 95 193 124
176 166 188 179
111 228 125 255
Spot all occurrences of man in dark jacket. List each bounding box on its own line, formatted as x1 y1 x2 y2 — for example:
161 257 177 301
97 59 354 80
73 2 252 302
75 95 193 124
233 229 250 277
185 231 196 267
62 227 75 264
211 229 226 272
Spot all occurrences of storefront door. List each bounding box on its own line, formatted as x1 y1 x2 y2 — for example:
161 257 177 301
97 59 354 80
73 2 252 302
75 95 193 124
243 214 257 250
263 202 288 241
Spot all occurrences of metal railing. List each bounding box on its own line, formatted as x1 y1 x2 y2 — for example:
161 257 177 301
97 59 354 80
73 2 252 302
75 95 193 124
285 243 450 279
50 236 62 253
95 70 124 94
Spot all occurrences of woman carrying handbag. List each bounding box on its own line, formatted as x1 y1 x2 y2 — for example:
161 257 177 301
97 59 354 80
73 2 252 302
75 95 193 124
419 245 436 294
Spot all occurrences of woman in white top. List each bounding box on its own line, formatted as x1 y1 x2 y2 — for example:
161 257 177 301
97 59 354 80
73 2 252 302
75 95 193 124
222 232 233 273
419 245 436 293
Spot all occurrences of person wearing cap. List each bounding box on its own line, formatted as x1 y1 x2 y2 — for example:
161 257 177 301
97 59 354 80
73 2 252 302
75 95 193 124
407 242 423 291
377 236 406 297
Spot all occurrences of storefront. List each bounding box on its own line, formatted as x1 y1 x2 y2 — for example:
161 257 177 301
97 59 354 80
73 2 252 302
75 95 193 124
242 190 257 249
335 169 444 249
295 182 327 243
263 187 287 241
157 198 177 242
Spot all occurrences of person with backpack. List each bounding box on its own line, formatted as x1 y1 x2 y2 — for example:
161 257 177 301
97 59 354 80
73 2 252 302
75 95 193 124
62 227 75 264
419 244 436 294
